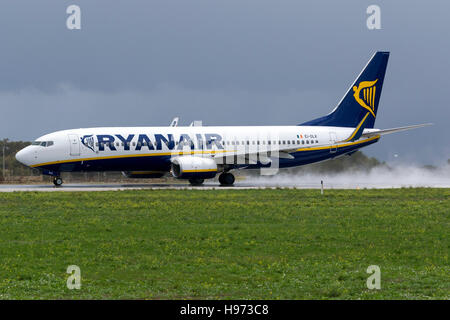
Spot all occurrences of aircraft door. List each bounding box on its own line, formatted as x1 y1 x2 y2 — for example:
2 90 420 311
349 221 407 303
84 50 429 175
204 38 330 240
68 134 80 156
197 134 205 158
329 132 337 154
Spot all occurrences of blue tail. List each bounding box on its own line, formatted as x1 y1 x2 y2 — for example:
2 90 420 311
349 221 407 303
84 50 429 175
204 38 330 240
301 51 389 128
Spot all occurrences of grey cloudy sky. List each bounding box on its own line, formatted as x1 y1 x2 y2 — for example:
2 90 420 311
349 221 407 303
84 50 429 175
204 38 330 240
0 0 448 164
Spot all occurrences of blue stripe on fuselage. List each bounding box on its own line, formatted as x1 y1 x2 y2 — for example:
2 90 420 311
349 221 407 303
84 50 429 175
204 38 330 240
37 137 379 173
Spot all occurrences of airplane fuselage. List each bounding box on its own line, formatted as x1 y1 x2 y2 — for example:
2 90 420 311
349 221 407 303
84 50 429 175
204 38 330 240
16 125 380 175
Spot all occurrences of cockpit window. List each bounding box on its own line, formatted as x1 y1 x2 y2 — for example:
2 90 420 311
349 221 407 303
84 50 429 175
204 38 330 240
32 141 54 147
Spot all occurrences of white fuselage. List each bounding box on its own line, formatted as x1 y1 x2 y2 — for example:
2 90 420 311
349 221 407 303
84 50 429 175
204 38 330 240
15 125 381 174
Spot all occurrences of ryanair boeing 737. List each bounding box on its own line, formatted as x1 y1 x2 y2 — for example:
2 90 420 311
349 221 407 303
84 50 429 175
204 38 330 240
16 52 430 186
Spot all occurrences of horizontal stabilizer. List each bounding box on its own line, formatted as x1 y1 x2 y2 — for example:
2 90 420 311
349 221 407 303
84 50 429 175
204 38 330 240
362 123 432 138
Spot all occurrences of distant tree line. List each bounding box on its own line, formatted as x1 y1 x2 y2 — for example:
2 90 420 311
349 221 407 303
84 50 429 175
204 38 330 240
0 139 39 180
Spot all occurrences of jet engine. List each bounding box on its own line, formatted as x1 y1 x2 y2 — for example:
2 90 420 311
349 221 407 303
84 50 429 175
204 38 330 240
170 156 217 179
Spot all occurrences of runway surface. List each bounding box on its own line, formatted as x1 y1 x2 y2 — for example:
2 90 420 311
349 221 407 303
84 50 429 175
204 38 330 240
0 180 448 192
0 183 257 192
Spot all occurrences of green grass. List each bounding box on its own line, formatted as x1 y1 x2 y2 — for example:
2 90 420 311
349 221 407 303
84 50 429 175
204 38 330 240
0 188 448 299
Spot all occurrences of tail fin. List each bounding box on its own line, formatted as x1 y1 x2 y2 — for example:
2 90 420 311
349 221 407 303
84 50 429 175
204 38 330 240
301 51 389 128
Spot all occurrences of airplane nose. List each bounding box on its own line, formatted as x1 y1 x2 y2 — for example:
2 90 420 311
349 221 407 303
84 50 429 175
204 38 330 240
16 147 32 166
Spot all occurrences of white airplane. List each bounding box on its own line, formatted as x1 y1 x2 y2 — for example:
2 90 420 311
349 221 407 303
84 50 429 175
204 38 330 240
16 52 430 186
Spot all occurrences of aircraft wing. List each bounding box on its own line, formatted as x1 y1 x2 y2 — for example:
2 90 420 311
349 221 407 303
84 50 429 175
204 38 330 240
361 123 432 138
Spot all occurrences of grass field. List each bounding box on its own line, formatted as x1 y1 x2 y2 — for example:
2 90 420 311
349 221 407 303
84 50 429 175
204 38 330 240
0 188 448 299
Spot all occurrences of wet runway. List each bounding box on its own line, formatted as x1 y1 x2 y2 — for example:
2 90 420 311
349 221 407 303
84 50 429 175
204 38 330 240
0 183 260 192
2 166 450 191
0 180 448 192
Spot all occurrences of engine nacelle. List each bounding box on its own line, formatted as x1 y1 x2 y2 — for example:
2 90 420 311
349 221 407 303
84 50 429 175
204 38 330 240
171 156 217 179
122 171 165 179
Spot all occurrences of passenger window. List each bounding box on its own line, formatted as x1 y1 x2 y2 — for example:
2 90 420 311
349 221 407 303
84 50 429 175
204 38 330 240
302 140 305 145
306 140 309 144
316 140 319 143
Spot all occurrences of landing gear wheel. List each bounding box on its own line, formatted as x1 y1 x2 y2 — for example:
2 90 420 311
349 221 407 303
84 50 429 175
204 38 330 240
219 172 235 186
53 177 63 187
189 178 204 186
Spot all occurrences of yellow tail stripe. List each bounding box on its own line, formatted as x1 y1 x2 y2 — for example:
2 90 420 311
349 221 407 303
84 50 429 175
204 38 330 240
343 112 370 142
296 135 379 152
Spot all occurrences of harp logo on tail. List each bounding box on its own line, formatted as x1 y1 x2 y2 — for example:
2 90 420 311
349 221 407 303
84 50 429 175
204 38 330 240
353 79 378 118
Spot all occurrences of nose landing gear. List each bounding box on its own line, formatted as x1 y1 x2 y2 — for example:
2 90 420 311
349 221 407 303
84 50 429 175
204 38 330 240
53 176 63 187
219 172 235 186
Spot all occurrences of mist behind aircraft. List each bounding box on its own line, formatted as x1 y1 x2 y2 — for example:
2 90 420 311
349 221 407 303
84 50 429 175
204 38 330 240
243 163 450 188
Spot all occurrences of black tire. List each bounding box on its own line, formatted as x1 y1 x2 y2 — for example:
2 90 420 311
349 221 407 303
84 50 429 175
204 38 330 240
189 178 204 186
219 172 235 186
53 177 63 186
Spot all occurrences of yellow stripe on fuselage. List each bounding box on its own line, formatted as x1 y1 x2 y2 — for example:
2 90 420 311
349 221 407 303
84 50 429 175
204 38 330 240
31 136 380 168
30 150 230 168
295 135 379 152
183 169 217 173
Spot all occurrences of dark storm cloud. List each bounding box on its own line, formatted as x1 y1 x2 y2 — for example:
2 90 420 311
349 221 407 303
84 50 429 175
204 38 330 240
0 0 448 164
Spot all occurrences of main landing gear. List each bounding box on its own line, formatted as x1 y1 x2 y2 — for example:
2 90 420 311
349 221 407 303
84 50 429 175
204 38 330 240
189 178 205 186
53 176 63 187
188 172 235 187
219 172 235 186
